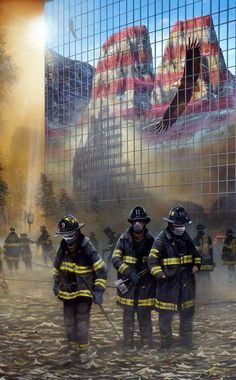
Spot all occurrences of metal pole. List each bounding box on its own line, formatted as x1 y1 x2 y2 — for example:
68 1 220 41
81 275 122 341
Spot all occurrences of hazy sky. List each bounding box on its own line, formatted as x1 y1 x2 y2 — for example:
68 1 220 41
45 0 236 73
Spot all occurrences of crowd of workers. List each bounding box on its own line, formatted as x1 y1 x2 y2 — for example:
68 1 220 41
0 206 235 369
51 206 235 369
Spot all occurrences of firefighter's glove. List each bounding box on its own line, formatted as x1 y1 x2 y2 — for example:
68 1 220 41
130 272 140 285
53 283 60 296
93 289 103 305
191 266 199 274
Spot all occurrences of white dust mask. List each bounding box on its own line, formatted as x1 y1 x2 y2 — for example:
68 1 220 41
63 231 77 244
173 226 186 236
133 222 144 234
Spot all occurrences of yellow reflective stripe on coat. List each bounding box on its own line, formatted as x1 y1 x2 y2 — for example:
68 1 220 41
194 257 201 264
142 256 148 263
155 299 178 311
162 257 180 265
180 255 193 264
93 258 105 271
94 278 107 289
181 300 194 309
123 256 137 264
118 262 129 274
138 298 156 307
149 248 160 258
113 249 122 258
201 265 214 270
58 289 92 300
59 262 93 274
4 256 20 261
53 268 59 275
150 266 162 276
222 260 236 265
4 243 20 247
117 296 134 306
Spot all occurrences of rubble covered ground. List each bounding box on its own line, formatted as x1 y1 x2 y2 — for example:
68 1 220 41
0 250 235 380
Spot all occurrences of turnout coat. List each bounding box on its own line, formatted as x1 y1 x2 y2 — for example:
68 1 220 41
53 234 107 301
19 235 33 262
112 227 155 309
193 233 214 271
148 228 202 312
222 235 236 265
3 232 21 262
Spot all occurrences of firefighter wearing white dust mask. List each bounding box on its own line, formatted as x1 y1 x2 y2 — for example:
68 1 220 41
53 215 107 369
148 205 202 352
112 206 155 353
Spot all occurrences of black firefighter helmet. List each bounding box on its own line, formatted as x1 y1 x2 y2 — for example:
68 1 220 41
162 205 191 225
128 205 150 224
196 224 205 232
226 228 234 236
56 215 85 235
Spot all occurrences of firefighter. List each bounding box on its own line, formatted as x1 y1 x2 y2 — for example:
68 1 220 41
112 206 155 352
0 245 8 294
37 225 54 265
89 232 99 251
19 233 33 270
148 205 202 352
193 224 214 281
53 215 107 369
3 227 21 273
222 229 236 279
103 227 119 275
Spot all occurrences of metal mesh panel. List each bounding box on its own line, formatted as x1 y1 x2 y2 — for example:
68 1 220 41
44 0 236 220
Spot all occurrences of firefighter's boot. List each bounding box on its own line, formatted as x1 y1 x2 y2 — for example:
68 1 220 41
122 338 136 354
79 346 97 369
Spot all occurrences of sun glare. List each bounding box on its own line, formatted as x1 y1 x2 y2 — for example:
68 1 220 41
26 16 47 48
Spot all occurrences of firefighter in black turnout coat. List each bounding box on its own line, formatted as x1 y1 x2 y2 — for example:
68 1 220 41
148 205 201 351
53 215 107 368
3 227 21 272
19 233 33 270
37 225 54 265
193 224 214 271
112 206 155 352
193 224 214 281
222 228 236 278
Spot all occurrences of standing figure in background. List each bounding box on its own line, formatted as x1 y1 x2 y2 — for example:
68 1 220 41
3 227 21 273
148 205 202 352
103 227 119 275
53 215 107 369
222 229 236 279
112 206 155 352
0 245 8 294
88 232 99 251
19 233 33 270
193 224 214 283
0 245 3 274
37 225 54 265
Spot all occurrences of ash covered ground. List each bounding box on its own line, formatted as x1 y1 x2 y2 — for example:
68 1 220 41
0 247 235 380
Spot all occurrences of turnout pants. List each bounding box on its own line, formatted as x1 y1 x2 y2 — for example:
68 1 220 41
63 297 92 348
6 259 19 271
123 308 152 347
159 308 194 348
